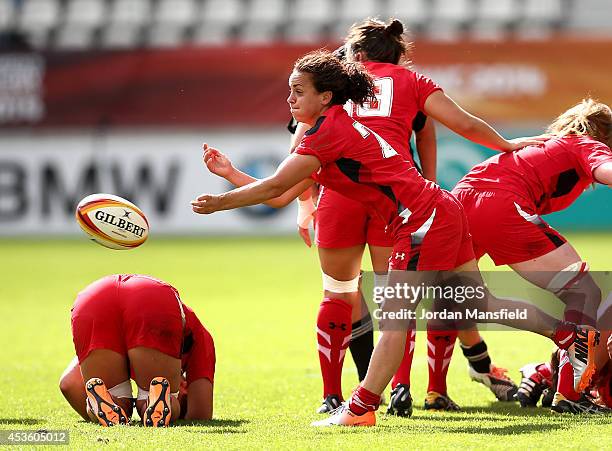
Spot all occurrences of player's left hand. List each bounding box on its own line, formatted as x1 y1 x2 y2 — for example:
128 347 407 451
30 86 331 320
203 143 234 178
298 226 312 247
607 333 612 360
506 134 550 151
191 194 222 214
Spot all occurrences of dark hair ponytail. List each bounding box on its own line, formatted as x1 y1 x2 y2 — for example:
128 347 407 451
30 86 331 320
294 50 375 106
385 19 404 37
343 61 375 105
346 17 410 65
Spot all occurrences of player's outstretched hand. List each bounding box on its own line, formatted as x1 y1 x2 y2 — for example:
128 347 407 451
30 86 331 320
506 134 550 151
203 143 234 178
191 193 221 214
296 194 316 247
298 226 312 247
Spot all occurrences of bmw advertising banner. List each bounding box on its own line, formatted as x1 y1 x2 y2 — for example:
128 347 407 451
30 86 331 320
1 128 611 235
0 129 295 235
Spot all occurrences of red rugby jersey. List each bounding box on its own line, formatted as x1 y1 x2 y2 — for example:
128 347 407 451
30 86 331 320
455 135 612 214
345 61 441 160
181 304 216 385
295 105 440 239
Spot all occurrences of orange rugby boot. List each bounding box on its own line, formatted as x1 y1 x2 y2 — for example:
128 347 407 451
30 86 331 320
143 377 172 427
568 327 600 392
85 378 129 426
311 404 376 427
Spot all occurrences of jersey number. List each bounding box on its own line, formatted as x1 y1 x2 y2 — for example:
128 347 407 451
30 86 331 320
352 121 398 159
345 77 394 118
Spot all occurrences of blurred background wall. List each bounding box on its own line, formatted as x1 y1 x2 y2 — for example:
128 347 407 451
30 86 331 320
1 0 611 236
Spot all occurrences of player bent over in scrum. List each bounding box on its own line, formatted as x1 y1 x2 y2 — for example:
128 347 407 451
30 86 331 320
59 274 215 426
192 50 599 426
453 99 612 412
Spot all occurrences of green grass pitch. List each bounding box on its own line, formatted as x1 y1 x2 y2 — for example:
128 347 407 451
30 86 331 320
1 234 611 449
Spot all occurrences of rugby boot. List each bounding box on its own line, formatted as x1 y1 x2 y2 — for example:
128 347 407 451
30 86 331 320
551 392 611 414
386 384 413 417
515 363 550 407
143 377 172 427
470 365 518 402
311 404 375 427
424 391 461 411
316 394 342 414
567 327 599 392
85 378 129 427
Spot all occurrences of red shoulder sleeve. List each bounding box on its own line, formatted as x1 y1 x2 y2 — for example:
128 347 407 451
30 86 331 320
414 72 442 111
577 137 612 177
295 115 341 165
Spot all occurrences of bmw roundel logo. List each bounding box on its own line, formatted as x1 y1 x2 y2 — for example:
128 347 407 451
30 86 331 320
231 155 284 218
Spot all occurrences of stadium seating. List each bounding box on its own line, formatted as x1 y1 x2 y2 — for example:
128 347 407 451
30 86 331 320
428 0 473 40
385 0 429 34
472 0 519 40
149 0 198 47
332 0 378 40
568 0 612 34
193 0 244 45
240 0 287 44
101 0 153 48
0 0 17 32
2 0 610 49
517 0 564 39
524 0 563 24
18 0 62 48
285 0 336 44
56 0 108 49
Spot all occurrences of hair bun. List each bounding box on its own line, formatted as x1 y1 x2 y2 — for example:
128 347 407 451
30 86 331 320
386 19 404 36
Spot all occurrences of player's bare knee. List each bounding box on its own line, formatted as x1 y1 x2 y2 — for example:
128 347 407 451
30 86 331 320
58 374 73 397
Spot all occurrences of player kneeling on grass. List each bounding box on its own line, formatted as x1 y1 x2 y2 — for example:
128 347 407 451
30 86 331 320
59 274 215 426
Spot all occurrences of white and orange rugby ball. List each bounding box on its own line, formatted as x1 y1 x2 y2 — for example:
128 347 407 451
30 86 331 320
75 194 149 250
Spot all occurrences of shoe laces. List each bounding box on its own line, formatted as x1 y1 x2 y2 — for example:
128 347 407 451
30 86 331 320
327 402 350 417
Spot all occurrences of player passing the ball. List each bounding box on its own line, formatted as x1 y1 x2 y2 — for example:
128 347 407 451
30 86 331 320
59 274 215 426
205 19 518 414
191 50 598 427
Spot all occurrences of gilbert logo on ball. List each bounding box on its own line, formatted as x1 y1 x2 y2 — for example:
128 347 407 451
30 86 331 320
75 193 149 250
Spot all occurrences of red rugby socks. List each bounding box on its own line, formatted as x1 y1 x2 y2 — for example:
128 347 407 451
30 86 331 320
391 329 416 388
348 386 381 415
557 350 580 401
552 321 576 350
427 329 458 394
316 297 352 398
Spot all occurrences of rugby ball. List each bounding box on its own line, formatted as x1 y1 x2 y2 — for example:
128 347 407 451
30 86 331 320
75 194 149 250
